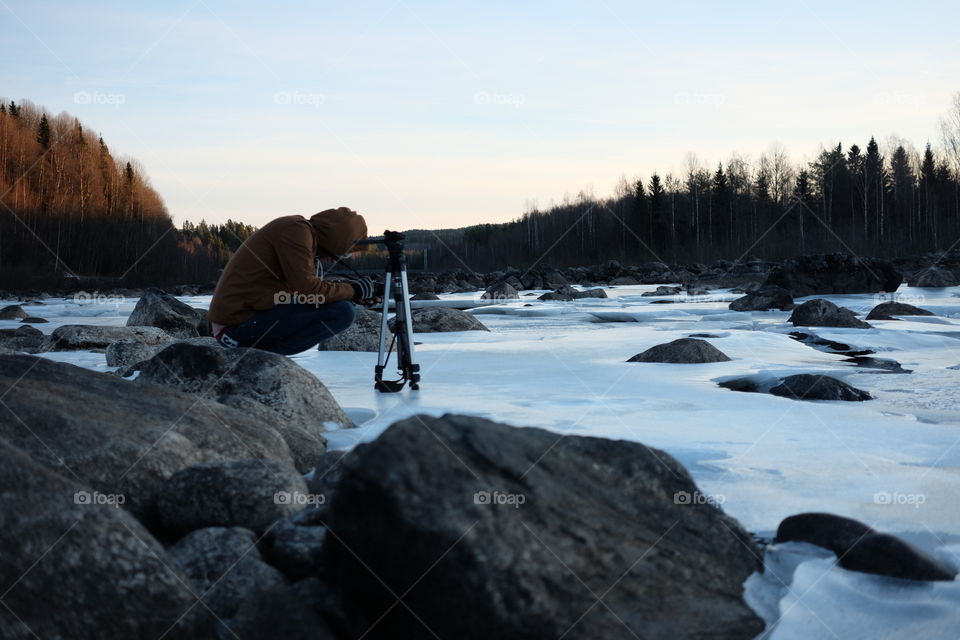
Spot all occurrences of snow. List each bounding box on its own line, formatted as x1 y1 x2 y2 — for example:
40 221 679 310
4 283 960 638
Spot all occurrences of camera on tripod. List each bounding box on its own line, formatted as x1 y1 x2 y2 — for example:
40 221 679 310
354 231 420 392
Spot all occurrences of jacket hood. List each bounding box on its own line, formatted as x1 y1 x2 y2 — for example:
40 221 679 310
309 207 368 256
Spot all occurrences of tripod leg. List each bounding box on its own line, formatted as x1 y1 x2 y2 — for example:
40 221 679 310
376 271 392 369
397 264 420 389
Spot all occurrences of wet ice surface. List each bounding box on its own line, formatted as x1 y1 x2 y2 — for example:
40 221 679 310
7 284 960 638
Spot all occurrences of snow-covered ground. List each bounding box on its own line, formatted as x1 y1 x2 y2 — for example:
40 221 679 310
7 284 960 639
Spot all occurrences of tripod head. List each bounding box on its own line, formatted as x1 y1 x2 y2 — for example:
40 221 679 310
355 230 405 249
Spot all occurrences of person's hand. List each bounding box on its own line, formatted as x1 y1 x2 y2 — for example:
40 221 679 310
348 276 375 302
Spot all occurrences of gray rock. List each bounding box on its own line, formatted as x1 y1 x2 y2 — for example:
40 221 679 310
776 513 956 581
402 308 489 332
157 458 309 536
609 275 639 285
866 301 935 320
628 338 732 363
50 324 175 350
262 517 328 579
169 527 285 619
481 281 519 301
0 326 45 353
0 438 205 639
788 299 872 328
0 304 27 320
729 285 794 311
908 265 958 287
319 414 764 639
317 304 393 352
106 336 221 369
538 285 608 301
19 316 48 323
769 374 871 401
0 353 294 525
135 343 346 470
642 285 683 297
410 291 440 301
127 288 210 338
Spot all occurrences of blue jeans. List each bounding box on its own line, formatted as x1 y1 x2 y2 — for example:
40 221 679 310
221 301 356 355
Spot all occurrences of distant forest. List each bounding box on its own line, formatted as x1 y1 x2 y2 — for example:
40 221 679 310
3 95 960 288
406 94 960 273
0 98 253 288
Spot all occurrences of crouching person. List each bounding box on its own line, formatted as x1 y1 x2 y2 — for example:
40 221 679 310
208 207 376 355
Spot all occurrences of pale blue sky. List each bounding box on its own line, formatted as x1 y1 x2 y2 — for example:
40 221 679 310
2 0 958 233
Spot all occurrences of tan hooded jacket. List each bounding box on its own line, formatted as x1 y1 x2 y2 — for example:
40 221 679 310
208 208 368 327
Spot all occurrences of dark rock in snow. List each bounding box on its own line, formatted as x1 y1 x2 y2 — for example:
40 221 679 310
628 338 732 364
0 438 206 639
410 291 440 300
50 324 175 350
788 299 872 328
769 374 871 401
538 285 608 301
0 353 294 525
642 285 682 297
844 356 910 373
168 526 285 619
399 307 489 332
106 336 220 368
0 304 28 320
0 325 45 353
776 513 957 581
135 343 345 470
157 458 308 536
729 285 794 311
865 301 935 320
127 287 210 338
320 414 764 639
764 254 902 297
481 281 519 301
908 265 958 288
19 316 48 323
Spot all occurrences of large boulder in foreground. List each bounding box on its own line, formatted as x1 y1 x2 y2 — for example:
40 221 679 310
788 299 872 328
402 307 489 332
628 337 732 363
776 513 956 581
769 374 871 401
0 353 293 524
865 301 935 320
0 439 204 639
157 458 308 536
49 324 175 350
320 414 764 639
764 254 902 297
106 336 220 369
127 288 210 338
317 304 393 352
135 343 346 470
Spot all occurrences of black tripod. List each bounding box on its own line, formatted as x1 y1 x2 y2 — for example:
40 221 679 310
354 231 420 392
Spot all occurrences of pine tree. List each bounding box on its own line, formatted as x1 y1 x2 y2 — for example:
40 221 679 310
36 114 51 148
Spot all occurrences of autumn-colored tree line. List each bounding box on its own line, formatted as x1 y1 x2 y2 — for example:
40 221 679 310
0 98 251 288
